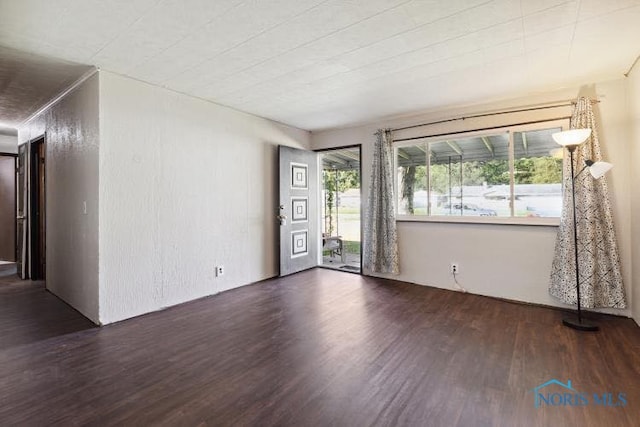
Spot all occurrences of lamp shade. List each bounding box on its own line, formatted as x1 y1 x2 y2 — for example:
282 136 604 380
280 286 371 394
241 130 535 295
588 161 613 179
552 128 592 146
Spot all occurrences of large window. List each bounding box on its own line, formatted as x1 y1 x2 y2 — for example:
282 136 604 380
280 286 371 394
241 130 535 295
396 122 565 221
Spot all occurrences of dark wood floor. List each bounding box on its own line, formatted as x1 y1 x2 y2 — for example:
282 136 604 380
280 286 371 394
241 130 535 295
1 269 639 426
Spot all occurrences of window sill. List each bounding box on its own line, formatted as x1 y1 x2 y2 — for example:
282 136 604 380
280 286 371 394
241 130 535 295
396 215 560 227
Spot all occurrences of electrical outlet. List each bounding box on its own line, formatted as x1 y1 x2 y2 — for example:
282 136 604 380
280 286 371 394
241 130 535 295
450 263 459 274
216 266 224 277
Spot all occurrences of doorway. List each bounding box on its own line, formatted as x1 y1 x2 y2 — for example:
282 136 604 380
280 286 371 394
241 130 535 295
318 146 361 273
30 138 46 279
0 153 17 264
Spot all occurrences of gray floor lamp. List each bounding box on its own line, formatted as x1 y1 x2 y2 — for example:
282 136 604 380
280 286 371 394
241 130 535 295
552 128 613 332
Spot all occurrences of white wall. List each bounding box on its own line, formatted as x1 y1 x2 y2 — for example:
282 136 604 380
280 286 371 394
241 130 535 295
312 79 632 317
587 80 632 318
0 134 18 154
98 71 310 324
18 74 100 323
628 67 640 326
13 69 633 325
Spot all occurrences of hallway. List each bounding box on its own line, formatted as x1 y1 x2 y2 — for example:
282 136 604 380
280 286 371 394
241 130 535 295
0 274 95 350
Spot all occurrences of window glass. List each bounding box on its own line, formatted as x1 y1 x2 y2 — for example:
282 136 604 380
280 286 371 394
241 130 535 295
513 128 563 218
397 144 427 215
430 134 510 217
395 123 565 220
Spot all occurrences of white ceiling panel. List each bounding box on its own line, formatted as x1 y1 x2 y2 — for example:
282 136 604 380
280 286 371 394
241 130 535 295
156 0 331 83
1 0 639 130
523 1 579 36
578 0 640 20
570 6 640 65
54 0 161 56
0 0 160 61
90 0 241 72
130 0 328 84
210 18 527 110
520 0 570 16
0 0 70 42
403 0 491 25
524 24 574 52
323 1 523 74
238 49 492 117
164 0 411 92
482 37 525 63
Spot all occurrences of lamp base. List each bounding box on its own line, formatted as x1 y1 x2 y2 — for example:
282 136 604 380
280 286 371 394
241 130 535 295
562 317 599 332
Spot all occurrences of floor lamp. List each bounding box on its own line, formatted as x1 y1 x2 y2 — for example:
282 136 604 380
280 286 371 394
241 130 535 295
552 129 613 332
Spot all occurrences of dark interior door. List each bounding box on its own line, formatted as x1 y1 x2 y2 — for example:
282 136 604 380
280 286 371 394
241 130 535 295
0 154 16 261
278 146 318 276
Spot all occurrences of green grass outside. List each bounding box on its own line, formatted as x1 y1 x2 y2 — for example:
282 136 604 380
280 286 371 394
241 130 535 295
322 240 361 256
342 240 360 254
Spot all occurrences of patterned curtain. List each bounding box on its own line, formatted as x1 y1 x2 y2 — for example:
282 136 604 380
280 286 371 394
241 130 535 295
549 97 626 308
364 129 399 274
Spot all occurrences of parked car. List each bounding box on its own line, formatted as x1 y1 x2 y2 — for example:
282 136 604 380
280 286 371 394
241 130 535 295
441 203 498 216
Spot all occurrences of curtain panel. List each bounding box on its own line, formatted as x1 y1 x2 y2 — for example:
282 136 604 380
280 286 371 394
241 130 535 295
364 129 399 274
549 97 626 308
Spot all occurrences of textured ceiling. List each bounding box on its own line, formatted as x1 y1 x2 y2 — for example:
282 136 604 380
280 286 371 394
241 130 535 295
1 0 639 131
0 45 94 129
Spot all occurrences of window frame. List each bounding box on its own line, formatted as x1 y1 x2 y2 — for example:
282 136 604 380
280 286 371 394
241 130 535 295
394 119 569 226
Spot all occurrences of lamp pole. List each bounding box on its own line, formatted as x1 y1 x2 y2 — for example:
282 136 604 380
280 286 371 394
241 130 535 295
563 145 598 332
